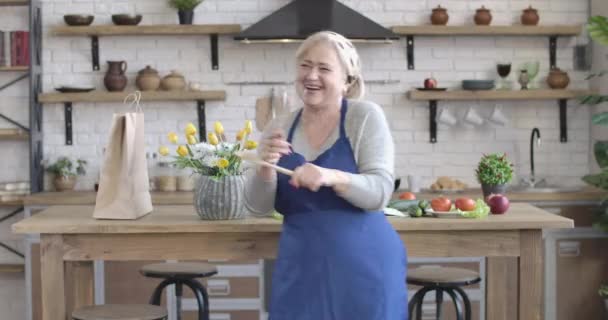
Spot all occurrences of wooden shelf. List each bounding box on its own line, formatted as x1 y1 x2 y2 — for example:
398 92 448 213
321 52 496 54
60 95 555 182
0 264 24 273
0 66 28 72
0 128 28 140
391 25 582 70
38 90 226 145
39 90 226 103
51 24 241 71
408 89 590 101
0 199 23 206
0 0 28 6
391 25 582 36
52 24 242 36
407 89 591 144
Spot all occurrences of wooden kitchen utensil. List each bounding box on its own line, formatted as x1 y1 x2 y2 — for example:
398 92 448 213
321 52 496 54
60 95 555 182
235 150 294 176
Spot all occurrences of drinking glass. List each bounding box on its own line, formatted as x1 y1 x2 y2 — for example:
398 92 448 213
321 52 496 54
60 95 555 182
496 62 512 90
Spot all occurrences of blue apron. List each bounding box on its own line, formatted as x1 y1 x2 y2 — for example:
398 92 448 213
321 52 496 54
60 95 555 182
269 100 408 320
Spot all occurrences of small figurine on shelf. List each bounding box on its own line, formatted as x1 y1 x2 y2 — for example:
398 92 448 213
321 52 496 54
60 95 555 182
518 69 530 90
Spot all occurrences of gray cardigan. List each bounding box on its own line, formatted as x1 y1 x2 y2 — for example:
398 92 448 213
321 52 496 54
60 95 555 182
244 99 395 216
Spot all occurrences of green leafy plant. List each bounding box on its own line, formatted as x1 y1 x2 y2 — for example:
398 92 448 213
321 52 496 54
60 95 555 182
168 0 202 11
475 153 514 186
45 157 87 178
599 284 608 298
581 15 608 232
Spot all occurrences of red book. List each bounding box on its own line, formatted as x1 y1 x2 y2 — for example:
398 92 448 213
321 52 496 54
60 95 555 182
21 31 29 66
15 31 22 66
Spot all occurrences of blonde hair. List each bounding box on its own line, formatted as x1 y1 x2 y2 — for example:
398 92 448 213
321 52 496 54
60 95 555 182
295 31 365 100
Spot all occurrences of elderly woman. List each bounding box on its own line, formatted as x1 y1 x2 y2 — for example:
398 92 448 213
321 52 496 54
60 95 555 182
244 31 407 320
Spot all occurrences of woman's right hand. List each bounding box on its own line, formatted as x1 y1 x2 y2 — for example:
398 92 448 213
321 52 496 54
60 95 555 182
257 128 291 179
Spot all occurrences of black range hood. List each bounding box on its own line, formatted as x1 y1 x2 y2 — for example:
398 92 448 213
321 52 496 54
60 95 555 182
234 0 398 43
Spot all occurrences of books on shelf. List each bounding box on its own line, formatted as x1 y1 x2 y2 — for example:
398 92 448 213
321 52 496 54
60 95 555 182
0 181 29 203
0 30 29 67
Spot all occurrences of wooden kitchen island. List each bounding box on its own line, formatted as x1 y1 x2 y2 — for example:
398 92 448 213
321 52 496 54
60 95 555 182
12 203 573 320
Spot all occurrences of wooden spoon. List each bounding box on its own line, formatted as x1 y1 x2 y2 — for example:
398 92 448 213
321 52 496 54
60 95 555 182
235 150 294 176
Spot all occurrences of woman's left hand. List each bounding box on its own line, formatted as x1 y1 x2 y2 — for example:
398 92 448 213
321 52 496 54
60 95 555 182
289 163 336 192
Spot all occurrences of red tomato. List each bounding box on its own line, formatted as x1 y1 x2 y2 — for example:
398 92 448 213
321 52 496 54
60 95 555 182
455 197 476 211
399 192 416 200
431 197 451 212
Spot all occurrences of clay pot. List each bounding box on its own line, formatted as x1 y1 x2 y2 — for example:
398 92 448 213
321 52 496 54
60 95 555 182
136 65 161 91
104 61 128 92
53 175 76 191
161 70 186 91
546 68 570 89
431 5 449 25
521 6 540 26
474 6 492 25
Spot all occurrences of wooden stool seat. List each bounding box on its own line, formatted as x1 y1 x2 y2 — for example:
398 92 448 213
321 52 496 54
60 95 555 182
140 262 218 279
72 304 167 320
407 267 481 287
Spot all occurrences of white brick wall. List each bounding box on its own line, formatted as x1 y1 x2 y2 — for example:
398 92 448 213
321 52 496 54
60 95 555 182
0 0 596 192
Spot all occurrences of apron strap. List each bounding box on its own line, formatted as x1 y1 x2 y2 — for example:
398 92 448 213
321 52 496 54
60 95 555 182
287 99 349 143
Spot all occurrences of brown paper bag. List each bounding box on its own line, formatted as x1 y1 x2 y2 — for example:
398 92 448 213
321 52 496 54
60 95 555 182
93 91 153 220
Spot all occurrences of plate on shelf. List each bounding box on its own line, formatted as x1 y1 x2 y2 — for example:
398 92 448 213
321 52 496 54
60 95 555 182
416 87 447 91
55 86 95 93
425 209 466 219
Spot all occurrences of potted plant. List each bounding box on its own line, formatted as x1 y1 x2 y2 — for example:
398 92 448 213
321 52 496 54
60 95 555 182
159 120 257 220
475 153 514 198
599 284 608 315
45 157 87 191
168 0 203 25
580 16 608 232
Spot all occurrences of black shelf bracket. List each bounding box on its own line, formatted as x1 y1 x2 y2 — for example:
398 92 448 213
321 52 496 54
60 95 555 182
559 99 567 143
0 73 28 92
406 35 415 70
91 36 100 71
197 100 207 142
64 102 73 145
0 241 24 259
0 113 29 132
0 207 23 223
429 100 437 143
549 36 557 69
210 34 219 70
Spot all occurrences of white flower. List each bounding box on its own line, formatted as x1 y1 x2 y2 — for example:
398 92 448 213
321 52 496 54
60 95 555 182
202 155 221 168
191 142 215 158
217 142 236 152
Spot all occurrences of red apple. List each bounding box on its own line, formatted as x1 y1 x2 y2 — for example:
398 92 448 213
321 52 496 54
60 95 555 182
424 78 438 89
486 194 510 214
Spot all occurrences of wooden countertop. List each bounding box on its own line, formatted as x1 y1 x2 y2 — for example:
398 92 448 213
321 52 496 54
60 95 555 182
23 187 605 206
12 203 573 234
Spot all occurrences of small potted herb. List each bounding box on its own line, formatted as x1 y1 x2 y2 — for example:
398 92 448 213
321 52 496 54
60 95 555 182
45 157 87 191
168 0 203 25
600 284 608 314
475 153 514 197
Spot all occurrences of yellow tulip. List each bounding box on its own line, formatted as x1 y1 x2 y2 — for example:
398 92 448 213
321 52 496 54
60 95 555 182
216 158 229 169
207 132 219 146
167 132 178 144
245 140 258 150
185 123 197 136
187 134 197 145
236 129 245 141
158 146 169 156
214 121 224 136
177 145 189 157
244 120 253 134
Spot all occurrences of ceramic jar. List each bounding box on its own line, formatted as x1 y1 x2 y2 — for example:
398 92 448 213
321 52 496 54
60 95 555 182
194 175 246 220
521 6 540 26
104 61 127 92
546 68 570 89
53 175 76 191
431 6 449 25
474 6 492 25
161 70 186 91
136 65 161 91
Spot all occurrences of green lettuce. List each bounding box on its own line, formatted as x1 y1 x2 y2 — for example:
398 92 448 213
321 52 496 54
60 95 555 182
456 199 490 218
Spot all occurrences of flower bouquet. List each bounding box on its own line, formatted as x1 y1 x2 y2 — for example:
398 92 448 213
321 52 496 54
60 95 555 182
160 120 257 220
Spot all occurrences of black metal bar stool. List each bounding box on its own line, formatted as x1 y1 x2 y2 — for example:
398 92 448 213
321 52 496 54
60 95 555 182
407 267 481 320
72 304 167 320
140 262 218 320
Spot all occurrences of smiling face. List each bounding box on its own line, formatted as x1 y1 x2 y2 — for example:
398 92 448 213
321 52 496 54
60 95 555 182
295 42 349 110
